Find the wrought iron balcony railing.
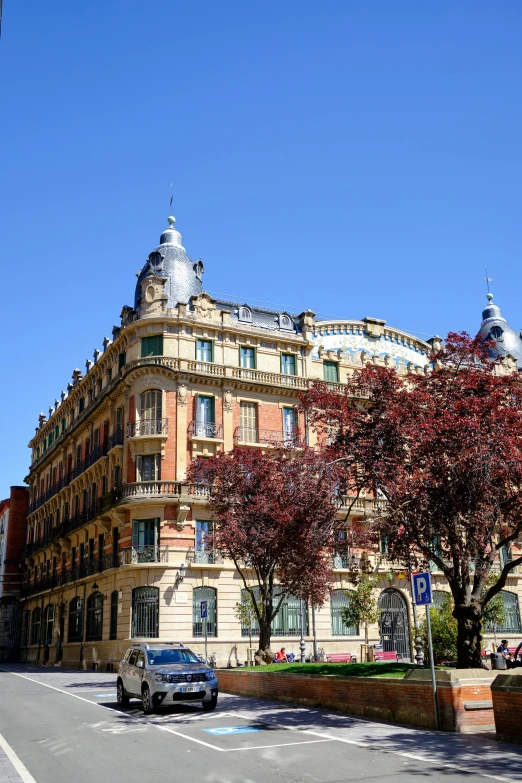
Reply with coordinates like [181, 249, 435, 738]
[188, 421, 223, 439]
[233, 427, 302, 446]
[186, 546, 223, 565]
[107, 429, 124, 451]
[127, 418, 168, 437]
[120, 546, 169, 564]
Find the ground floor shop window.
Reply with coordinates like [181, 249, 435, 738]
[86, 593, 103, 641]
[68, 597, 84, 642]
[486, 590, 522, 634]
[31, 607, 41, 645]
[240, 587, 309, 637]
[132, 587, 159, 638]
[43, 604, 55, 644]
[193, 587, 217, 637]
[110, 590, 119, 640]
[330, 590, 358, 635]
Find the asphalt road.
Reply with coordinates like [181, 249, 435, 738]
[1, 664, 521, 783]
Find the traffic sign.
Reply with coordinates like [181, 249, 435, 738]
[412, 571, 433, 606]
[200, 600, 208, 619]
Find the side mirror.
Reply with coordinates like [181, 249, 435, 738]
[136, 659, 144, 668]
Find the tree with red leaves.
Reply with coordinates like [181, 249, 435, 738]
[302, 333, 522, 668]
[187, 446, 340, 659]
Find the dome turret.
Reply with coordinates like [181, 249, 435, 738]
[135, 217, 203, 310]
[478, 293, 522, 369]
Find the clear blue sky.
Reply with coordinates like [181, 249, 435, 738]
[1, 1, 521, 489]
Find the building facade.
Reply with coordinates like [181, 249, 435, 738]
[20, 218, 522, 668]
[0, 486, 29, 661]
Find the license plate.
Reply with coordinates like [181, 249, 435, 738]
[181, 686, 200, 693]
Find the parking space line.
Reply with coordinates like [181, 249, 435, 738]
[226, 739, 335, 752]
[7, 672, 520, 781]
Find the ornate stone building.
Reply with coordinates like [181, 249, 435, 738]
[20, 218, 522, 668]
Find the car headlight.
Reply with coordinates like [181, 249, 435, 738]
[205, 671, 216, 680]
[155, 673, 168, 682]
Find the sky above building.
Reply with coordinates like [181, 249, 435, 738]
[1, 0, 522, 487]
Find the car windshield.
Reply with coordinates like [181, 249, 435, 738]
[146, 648, 200, 666]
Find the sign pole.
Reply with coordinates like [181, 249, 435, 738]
[204, 616, 208, 664]
[425, 602, 439, 730]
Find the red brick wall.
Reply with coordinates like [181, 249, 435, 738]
[3, 486, 29, 595]
[492, 675, 522, 744]
[216, 670, 497, 733]
[163, 391, 177, 480]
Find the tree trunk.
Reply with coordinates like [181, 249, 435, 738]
[254, 618, 274, 665]
[454, 602, 483, 668]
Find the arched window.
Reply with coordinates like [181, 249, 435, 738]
[86, 593, 103, 641]
[279, 314, 293, 330]
[193, 587, 217, 638]
[330, 590, 358, 636]
[238, 307, 252, 322]
[43, 604, 55, 645]
[378, 588, 410, 659]
[140, 390, 162, 421]
[31, 607, 41, 645]
[239, 587, 308, 637]
[487, 590, 522, 634]
[68, 597, 84, 642]
[132, 587, 159, 638]
[110, 590, 119, 641]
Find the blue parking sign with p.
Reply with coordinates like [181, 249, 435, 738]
[412, 572, 433, 606]
[200, 600, 208, 619]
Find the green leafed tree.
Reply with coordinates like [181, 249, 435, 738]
[339, 573, 380, 648]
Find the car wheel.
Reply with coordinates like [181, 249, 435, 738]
[202, 695, 218, 712]
[117, 679, 129, 707]
[142, 685, 154, 714]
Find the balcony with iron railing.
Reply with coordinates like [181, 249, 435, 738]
[30, 353, 355, 477]
[21, 552, 120, 598]
[233, 427, 302, 446]
[119, 545, 169, 565]
[188, 421, 223, 439]
[28, 442, 110, 513]
[107, 428, 124, 451]
[23, 484, 211, 559]
[186, 546, 223, 565]
[127, 418, 168, 438]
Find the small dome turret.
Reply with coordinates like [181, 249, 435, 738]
[478, 293, 522, 369]
[135, 217, 203, 310]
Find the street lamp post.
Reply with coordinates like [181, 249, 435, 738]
[299, 598, 306, 663]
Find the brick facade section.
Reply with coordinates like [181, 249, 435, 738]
[163, 391, 177, 479]
[216, 670, 498, 733]
[491, 674, 522, 744]
[2, 487, 29, 595]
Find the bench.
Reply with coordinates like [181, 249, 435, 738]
[326, 653, 357, 663]
[374, 650, 402, 662]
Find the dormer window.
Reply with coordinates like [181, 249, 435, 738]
[238, 306, 252, 323]
[279, 314, 293, 330]
[489, 326, 503, 340]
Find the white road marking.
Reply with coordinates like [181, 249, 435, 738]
[226, 739, 335, 752]
[5, 672, 520, 782]
[0, 733, 38, 783]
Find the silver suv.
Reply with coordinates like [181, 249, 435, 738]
[117, 642, 218, 714]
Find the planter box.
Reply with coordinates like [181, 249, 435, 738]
[217, 667, 504, 733]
